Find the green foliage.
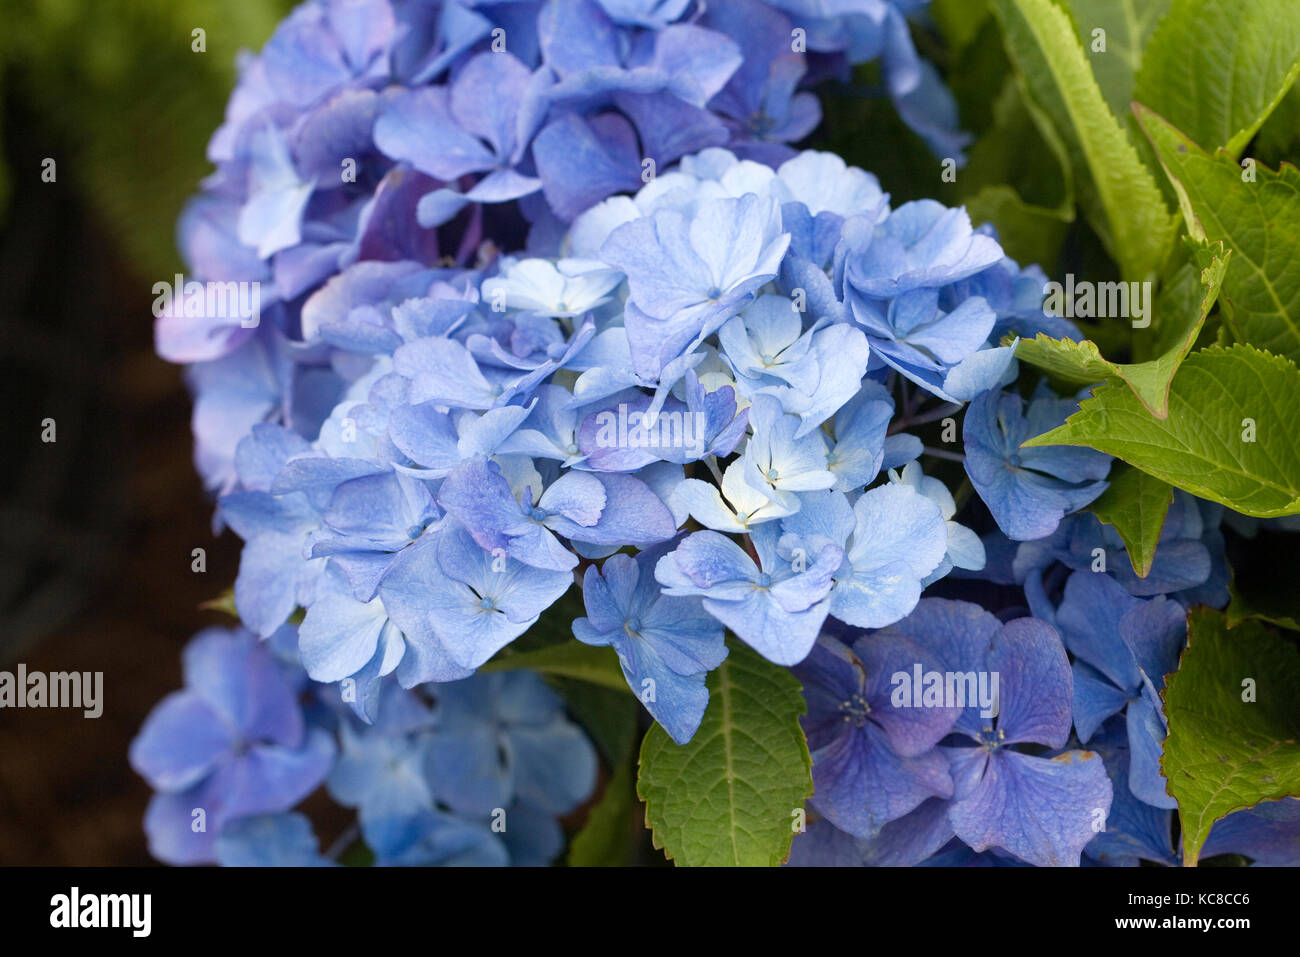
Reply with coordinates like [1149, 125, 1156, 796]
[1227, 579, 1300, 634]
[1087, 464, 1173, 577]
[568, 764, 637, 866]
[1014, 240, 1229, 416]
[1254, 78, 1300, 168]
[1065, 0, 1172, 122]
[1134, 0, 1300, 159]
[992, 0, 1176, 280]
[0, 0, 295, 275]
[1223, 527, 1300, 633]
[198, 586, 239, 618]
[1162, 609, 1300, 865]
[481, 640, 631, 694]
[548, 677, 640, 769]
[637, 641, 812, 866]
[959, 76, 1076, 265]
[1138, 106, 1300, 364]
[1025, 344, 1300, 517]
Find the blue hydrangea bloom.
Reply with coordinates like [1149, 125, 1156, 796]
[423, 672, 598, 818]
[215, 813, 335, 867]
[176, 145, 1029, 755]
[129, 628, 335, 865]
[656, 524, 841, 665]
[964, 384, 1111, 541]
[792, 632, 957, 838]
[573, 546, 727, 743]
[1055, 570, 1185, 809]
[1082, 719, 1177, 867]
[777, 483, 949, 629]
[1014, 492, 1226, 605]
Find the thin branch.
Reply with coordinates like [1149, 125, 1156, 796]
[327, 822, 360, 861]
[923, 446, 966, 463]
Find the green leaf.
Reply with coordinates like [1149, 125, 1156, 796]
[948, 14, 1018, 136]
[959, 76, 1076, 265]
[636, 641, 812, 866]
[1015, 240, 1230, 416]
[568, 763, 635, 867]
[1134, 0, 1300, 159]
[1161, 608, 1300, 865]
[1024, 344, 1300, 517]
[1255, 78, 1300, 168]
[966, 186, 1072, 266]
[199, 586, 238, 618]
[1137, 106, 1300, 363]
[992, 0, 1175, 280]
[1064, 0, 1172, 121]
[1, 0, 296, 276]
[480, 641, 631, 694]
[1087, 464, 1174, 577]
[1013, 335, 1124, 384]
[931, 0, 993, 58]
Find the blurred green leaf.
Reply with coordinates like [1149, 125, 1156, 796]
[994, 0, 1176, 280]
[568, 763, 636, 866]
[547, 676, 639, 769]
[1064, 0, 1172, 121]
[959, 76, 1075, 264]
[931, 0, 993, 59]
[1134, 0, 1300, 159]
[0, 0, 294, 276]
[1254, 79, 1300, 168]
[481, 640, 630, 694]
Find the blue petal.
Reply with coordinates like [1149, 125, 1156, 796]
[948, 748, 1112, 867]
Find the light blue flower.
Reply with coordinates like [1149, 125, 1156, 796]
[574, 547, 727, 743]
[656, 524, 841, 664]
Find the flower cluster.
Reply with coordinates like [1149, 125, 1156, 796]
[201, 146, 1051, 747]
[159, 0, 967, 494]
[131, 626, 597, 866]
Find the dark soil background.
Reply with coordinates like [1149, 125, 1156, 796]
[0, 95, 242, 865]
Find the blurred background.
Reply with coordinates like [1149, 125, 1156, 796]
[0, 0, 298, 865]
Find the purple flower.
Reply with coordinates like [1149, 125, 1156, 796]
[876, 599, 1113, 867]
[793, 632, 957, 838]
